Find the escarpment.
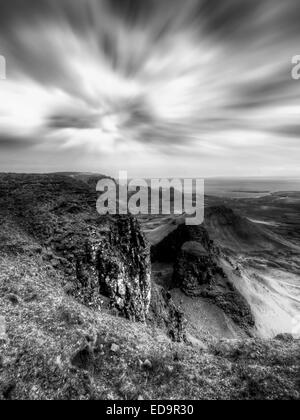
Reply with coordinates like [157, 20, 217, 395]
[148, 281, 186, 342]
[93, 217, 151, 322]
[0, 175, 299, 400]
[173, 241, 219, 295]
[150, 220, 255, 333]
[0, 175, 152, 322]
[63, 216, 152, 322]
[151, 223, 224, 293]
[0, 174, 185, 332]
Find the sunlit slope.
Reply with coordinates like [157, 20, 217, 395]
[204, 206, 300, 253]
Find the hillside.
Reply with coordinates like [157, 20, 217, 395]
[204, 206, 300, 253]
[144, 204, 300, 339]
[0, 174, 299, 400]
[203, 206, 300, 338]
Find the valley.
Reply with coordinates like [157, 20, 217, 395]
[0, 173, 299, 400]
[142, 190, 300, 341]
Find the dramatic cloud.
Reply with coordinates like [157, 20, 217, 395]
[0, 0, 300, 176]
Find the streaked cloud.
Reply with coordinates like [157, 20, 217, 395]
[0, 0, 299, 176]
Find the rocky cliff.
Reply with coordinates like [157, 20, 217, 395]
[0, 174, 186, 332]
[96, 217, 151, 322]
[173, 241, 216, 294]
[148, 282, 186, 342]
[0, 175, 152, 322]
[0, 174, 299, 400]
[151, 221, 254, 333]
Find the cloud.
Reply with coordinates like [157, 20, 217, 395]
[47, 112, 99, 130]
[0, 0, 299, 175]
[276, 125, 300, 138]
[0, 134, 38, 149]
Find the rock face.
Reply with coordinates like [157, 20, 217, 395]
[0, 174, 151, 323]
[148, 281, 186, 342]
[173, 241, 216, 296]
[96, 217, 151, 322]
[151, 223, 219, 263]
[150, 221, 255, 333]
[152, 224, 224, 296]
[48, 215, 152, 323]
[1, 174, 300, 401]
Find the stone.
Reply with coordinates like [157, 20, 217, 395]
[142, 359, 152, 370]
[111, 343, 120, 353]
[0, 316, 7, 342]
[167, 366, 174, 374]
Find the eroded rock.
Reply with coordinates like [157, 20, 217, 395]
[173, 241, 216, 296]
[96, 217, 151, 322]
[149, 282, 186, 342]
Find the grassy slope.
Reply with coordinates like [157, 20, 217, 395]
[0, 242, 299, 400]
[0, 174, 299, 400]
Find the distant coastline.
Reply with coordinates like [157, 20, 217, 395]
[231, 190, 270, 194]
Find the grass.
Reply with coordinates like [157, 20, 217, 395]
[0, 239, 298, 400]
[0, 174, 299, 400]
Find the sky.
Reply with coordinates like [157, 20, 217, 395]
[0, 0, 300, 178]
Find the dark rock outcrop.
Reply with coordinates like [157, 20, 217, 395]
[275, 333, 295, 343]
[151, 223, 219, 263]
[148, 281, 186, 342]
[47, 215, 152, 322]
[0, 174, 151, 322]
[96, 217, 151, 322]
[41, 214, 151, 322]
[202, 288, 255, 332]
[173, 241, 217, 296]
[151, 223, 225, 296]
[150, 221, 255, 333]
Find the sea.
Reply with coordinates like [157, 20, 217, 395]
[204, 178, 300, 198]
